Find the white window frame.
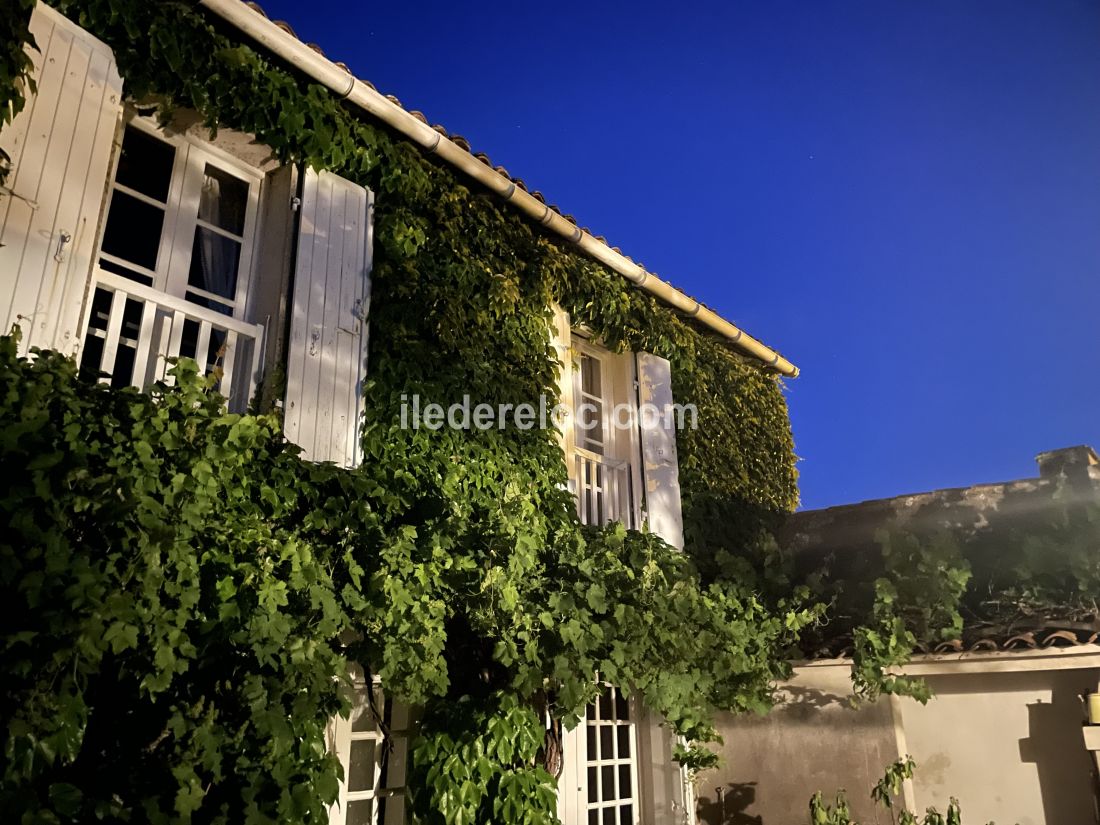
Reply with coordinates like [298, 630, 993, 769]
[97, 113, 263, 320]
[568, 335, 643, 530]
[329, 672, 411, 825]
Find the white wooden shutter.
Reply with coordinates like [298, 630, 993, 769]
[635, 353, 685, 549]
[284, 168, 372, 467]
[550, 304, 575, 458]
[0, 3, 123, 355]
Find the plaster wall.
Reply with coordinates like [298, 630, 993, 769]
[697, 665, 899, 825]
[899, 668, 1100, 825]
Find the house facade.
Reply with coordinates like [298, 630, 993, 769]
[1, 3, 800, 824]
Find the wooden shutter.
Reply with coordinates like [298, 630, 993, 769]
[284, 168, 372, 467]
[0, 3, 123, 355]
[635, 353, 685, 549]
[550, 304, 575, 457]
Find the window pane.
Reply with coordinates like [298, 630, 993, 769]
[618, 765, 632, 801]
[616, 726, 630, 758]
[351, 689, 378, 733]
[587, 766, 597, 803]
[347, 739, 377, 792]
[115, 126, 174, 202]
[101, 190, 164, 271]
[581, 355, 601, 397]
[381, 738, 409, 790]
[619, 804, 633, 825]
[345, 799, 374, 825]
[599, 726, 613, 761]
[600, 766, 614, 802]
[588, 811, 599, 825]
[380, 795, 405, 825]
[598, 691, 614, 721]
[198, 164, 249, 236]
[603, 806, 616, 825]
[586, 723, 596, 758]
[614, 690, 629, 721]
[188, 227, 241, 304]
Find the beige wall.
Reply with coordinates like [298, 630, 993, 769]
[702, 654, 1100, 825]
[698, 665, 900, 825]
[899, 668, 1099, 825]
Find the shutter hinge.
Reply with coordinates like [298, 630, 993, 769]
[290, 196, 301, 212]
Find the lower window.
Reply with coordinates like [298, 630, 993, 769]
[581, 686, 641, 825]
[330, 677, 411, 825]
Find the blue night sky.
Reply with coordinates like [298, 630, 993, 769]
[256, 0, 1100, 510]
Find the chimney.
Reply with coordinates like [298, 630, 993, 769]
[1035, 445, 1100, 484]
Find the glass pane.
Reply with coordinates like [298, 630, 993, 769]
[618, 765, 632, 801]
[601, 765, 615, 802]
[388, 700, 410, 731]
[101, 190, 164, 271]
[619, 804, 633, 825]
[614, 690, 629, 721]
[587, 766, 597, 803]
[599, 726, 613, 761]
[198, 164, 249, 236]
[351, 688, 377, 733]
[598, 691, 614, 721]
[586, 723, 596, 758]
[382, 738, 408, 789]
[380, 795, 405, 825]
[345, 799, 374, 825]
[347, 739, 377, 792]
[603, 806, 616, 825]
[616, 726, 630, 758]
[581, 355, 601, 397]
[115, 126, 174, 202]
[588, 811, 599, 825]
[188, 227, 241, 304]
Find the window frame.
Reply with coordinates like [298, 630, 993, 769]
[328, 671, 412, 825]
[567, 333, 644, 530]
[96, 112, 264, 320]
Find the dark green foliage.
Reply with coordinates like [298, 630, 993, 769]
[0, 336, 368, 823]
[810, 757, 973, 825]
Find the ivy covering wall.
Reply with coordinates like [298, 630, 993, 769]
[0, 2, 819, 823]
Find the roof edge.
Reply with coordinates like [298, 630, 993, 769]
[198, 0, 799, 377]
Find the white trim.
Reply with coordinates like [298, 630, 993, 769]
[792, 645, 1100, 676]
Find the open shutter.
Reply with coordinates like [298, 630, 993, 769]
[550, 304, 575, 457]
[284, 168, 372, 467]
[0, 3, 123, 355]
[635, 353, 685, 549]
